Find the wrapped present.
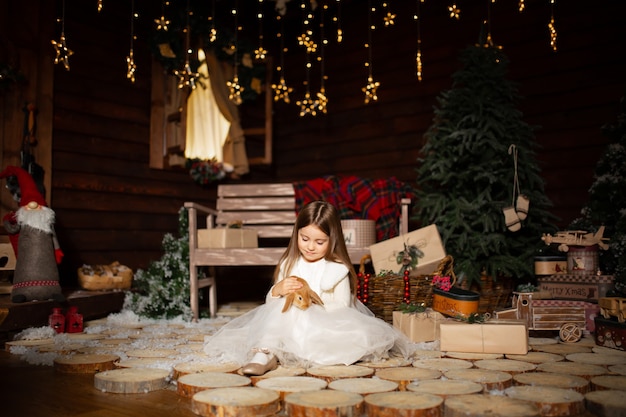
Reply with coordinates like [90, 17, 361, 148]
[197, 228, 258, 249]
[594, 316, 626, 351]
[440, 319, 529, 354]
[537, 274, 614, 302]
[392, 309, 447, 343]
[369, 224, 446, 276]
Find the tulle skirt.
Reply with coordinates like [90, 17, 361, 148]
[203, 299, 415, 368]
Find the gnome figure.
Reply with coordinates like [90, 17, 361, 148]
[1, 166, 65, 303]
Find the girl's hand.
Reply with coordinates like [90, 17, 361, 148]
[272, 276, 304, 297]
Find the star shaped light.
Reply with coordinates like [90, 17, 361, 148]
[126, 50, 137, 83]
[448, 4, 461, 20]
[51, 34, 74, 71]
[227, 75, 244, 105]
[154, 15, 170, 31]
[383, 11, 396, 26]
[271, 76, 293, 103]
[174, 63, 201, 90]
[316, 88, 328, 114]
[255, 46, 268, 60]
[296, 91, 318, 117]
[362, 76, 380, 104]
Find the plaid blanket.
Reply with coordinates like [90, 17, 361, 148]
[293, 176, 416, 241]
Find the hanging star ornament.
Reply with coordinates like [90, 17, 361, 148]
[174, 63, 201, 90]
[126, 50, 137, 83]
[362, 76, 380, 104]
[154, 15, 170, 31]
[255, 46, 268, 60]
[316, 87, 328, 114]
[448, 4, 461, 20]
[272, 76, 293, 103]
[296, 91, 318, 117]
[227, 75, 244, 105]
[51, 34, 74, 71]
[383, 11, 396, 26]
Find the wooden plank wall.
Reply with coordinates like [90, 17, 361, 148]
[1, 0, 625, 293]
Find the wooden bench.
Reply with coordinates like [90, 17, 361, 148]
[184, 183, 410, 321]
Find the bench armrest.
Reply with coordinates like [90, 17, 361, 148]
[184, 201, 219, 216]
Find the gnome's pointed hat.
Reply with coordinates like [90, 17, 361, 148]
[0, 166, 47, 207]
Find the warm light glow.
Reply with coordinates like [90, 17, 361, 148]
[297, 91, 318, 116]
[272, 76, 293, 103]
[448, 4, 460, 20]
[363, 76, 380, 104]
[227, 75, 244, 105]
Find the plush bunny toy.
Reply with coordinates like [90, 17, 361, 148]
[282, 277, 324, 312]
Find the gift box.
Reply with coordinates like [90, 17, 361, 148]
[537, 274, 614, 302]
[432, 287, 480, 318]
[439, 319, 529, 354]
[594, 316, 626, 351]
[369, 224, 446, 276]
[197, 228, 258, 249]
[392, 310, 447, 343]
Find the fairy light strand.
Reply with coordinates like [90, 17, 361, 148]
[414, 0, 423, 81]
[448, 3, 460, 20]
[226, 4, 244, 104]
[382, 1, 396, 27]
[173, 1, 201, 90]
[208, 0, 217, 42]
[296, 0, 319, 116]
[271, 15, 293, 103]
[316, 3, 328, 114]
[548, 0, 558, 52]
[155, 0, 170, 31]
[255, 0, 268, 59]
[126, 0, 137, 83]
[518, 0, 525, 12]
[51, 0, 73, 71]
[97, 0, 103, 13]
[363, 1, 380, 104]
[335, 0, 343, 43]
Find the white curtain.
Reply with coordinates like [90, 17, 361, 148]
[184, 49, 231, 161]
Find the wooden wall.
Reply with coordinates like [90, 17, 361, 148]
[1, 0, 625, 294]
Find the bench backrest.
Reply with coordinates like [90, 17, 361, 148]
[214, 183, 297, 239]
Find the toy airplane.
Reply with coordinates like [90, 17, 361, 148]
[541, 226, 609, 252]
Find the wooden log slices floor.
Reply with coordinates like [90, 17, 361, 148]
[191, 387, 280, 417]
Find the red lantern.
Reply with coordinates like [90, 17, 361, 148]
[48, 307, 65, 333]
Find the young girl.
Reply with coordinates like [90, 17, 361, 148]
[203, 200, 415, 375]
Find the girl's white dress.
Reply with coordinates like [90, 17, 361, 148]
[203, 257, 415, 368]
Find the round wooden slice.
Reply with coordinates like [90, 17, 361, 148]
[255, 376, 327, 400]
[443, 368, 513, 391]
[565, 352, 626, 366]
[444, 394, 540, 417]
[412, 358, 473, 373]
[125, 348, 178, 358]
[94, 367, 170, 393]
[99, 338, 131, 345]
[592, 346, 626, 357]
[306, 365, 373, 382]
[328, 377, 398, 395]
[590, 375, 626, 391]
[5, 338, 54, 351]
[474, 359, 536, 374]
[529, 337, 559, 346]
[364, 391, 442, 417]
[505, 352, 564, 364]
[248, 366, 307, 384]
[608, 364, 626, 375]
[54, 353, 120, 373]
[504, 385, 585, 416]
[115, 358, 169, 368]
[411, 350, 443, 359]
[532, 343, 591, 355]
[284, 389, 363, 417]
[177, 371, 251, 398]
[358, 356, 413, 368]
[584, 390, 626, 417]
[66, 333, 105, 341]
[186, 333, 209, 342]
[38, 343, 84, 354]
[536, 361, 607, 379]
[173, 361, 240, 379]
[513, 371, 590, 394]
[191, 387, 280, 417]
[375, 367, 441, 391]
[445, 352, 504, 361]
[175, 342, 204, 352]
[575, 336, 598, 347]
[406, 379, 483, 397]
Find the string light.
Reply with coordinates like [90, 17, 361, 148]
[208, 0, 217, 42]
[382, 2, 396, 27]
[97, 0, 104, 13]
[173, 1, 201, 90]
[481, 0, 502, 50]
[296, 0, 318, 116]
[518, 0, 525, 12]
[362, 1, 380, 104]
[271, 15, 293, 103]
[155, 0, 171, 31]
[334, 0, 343, 43]
[126, 0, 137, 83]
[316, 3, 329, 114]
[255, 0, 268, 60]
[448, 3, 461, 20]
[414, 0, 423, 81]
[227, 4, 243, 104]
[548, 0, 558, 52]
[51, 0, 73, 71]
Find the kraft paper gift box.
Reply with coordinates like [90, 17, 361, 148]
[197, 228, 258, 249]
[439, 319, 529, 354]
[369, 224, 446, 276]
[392, 310, 447, 343]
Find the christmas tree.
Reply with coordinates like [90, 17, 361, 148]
[123, 207, 194, 319]
[570, 94, 626, 292]
[413, 34, 557, 287]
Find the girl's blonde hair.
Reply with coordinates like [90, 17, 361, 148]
[273, 201, 358, 296]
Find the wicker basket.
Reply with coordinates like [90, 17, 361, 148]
[78, 261, 133, 290]
[358, 255, 456, 323]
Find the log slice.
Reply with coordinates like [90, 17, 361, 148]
[411, 358, 473, 372]
[54, 353, 119, 373]
[375, 367, 441, 391]
[306, 365, 373, 383]
[284, 389, 363, 417]
[255, 376, 327, 400]
[536, 361, 607, 380]
[505, 352, 564, 364]
[504, 385, 585, 416]
[93, 367, 170, 393]
[444, 394, 540, 417]
[445, 352, 503, 361]
[172, 361, 240, 379]
[177, 371, 251, 398]
[443, 368, 513, 391]
[513, 371, 590, 394]
[364, 391, 442, 417]
[565, 352, 626, 367]
[584, 390, 626, 417]
[191, 387, 280, 417]
[590, 375, 626, 391]
[474, 359, 536, 374]
[406, 379, 483, 397]
[328, 377, 398, 395]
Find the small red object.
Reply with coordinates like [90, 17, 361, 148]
[65, 306, 83, 333]
[49, 307, 65, 333]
